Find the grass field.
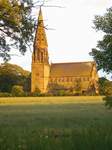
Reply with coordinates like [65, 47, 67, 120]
[0, 96, 112, 150]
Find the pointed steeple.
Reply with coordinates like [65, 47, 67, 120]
[38, 7, 43, 23]
[33, 7, 49, 63]
[34, 7, 48, 49]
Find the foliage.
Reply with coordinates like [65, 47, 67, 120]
[11, 85, 24, 96]
[48, 82, 84, 96]
[31, 87, 41, 96]
[48, 83, 68, 96]
[99, 77, 108, 95]
[0, 92, 11, 97]
[0, 63, 30, 93]
[103, 96, 112, 109]
[47, 81, 90, 96]
[87, 84, 96, 96]
[22, 73, 31, 92]
[99, 77, 112, 95]
[73, 80, 82, 95]
[103, 81, 112, 96]
[0, 0, 35, 61]
[90, 7, 112, 73]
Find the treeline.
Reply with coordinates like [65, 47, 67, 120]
[0, 63, 112, 97]
[0, 63, 31, 96]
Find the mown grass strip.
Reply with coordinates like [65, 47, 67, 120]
[0, 96, 104, 105]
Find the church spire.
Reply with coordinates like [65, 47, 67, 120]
[35, 7, 48, 48]
[33, 7, 49, 63]
[38, 7, 43, 23]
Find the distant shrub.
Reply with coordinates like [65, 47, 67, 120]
[99, 77, 112, 96]
[48, 83, 69, 96]
[104, 84, 112, 96]
[58, 90, 67, 96]
[86, 84, 97, 96]
[103, 96, 112, 109]
[0, 92, 12, 97]
[31, 87, 42, 96]
[11, 85, 24, 97]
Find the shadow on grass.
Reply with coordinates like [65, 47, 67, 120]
[103, 96, 112, 109]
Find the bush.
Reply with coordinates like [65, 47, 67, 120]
[103, 96, 112, 109]
[99, 78, 112, 96]
[11, 85, 25, 97]
[31, 87, 42, 97]
[0, 92, 12, 97]
[48, 83, 69, 96]
[104, 84, 112, 96]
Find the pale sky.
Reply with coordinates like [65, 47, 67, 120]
[9, 0, 112, 79]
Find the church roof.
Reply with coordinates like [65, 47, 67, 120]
[50, 61, 95, 77]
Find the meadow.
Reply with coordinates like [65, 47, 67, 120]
[0, 96, 112, 150]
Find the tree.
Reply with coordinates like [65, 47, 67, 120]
[90, 7, 112, 73]
[0, 63, 30, 92]
[11, 85, 24, 96]
[99, 77, 112, 95]
[23, 73, 31, 92]
[0, 0, 35, 61]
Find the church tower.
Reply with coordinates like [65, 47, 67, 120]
[31, 8, 50, 93]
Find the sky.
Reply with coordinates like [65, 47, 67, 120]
[9, 0, 112, 79]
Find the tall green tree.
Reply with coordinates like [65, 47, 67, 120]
[99, 77, 112, 96]
[0, 63, 30, 92]
[90, 7, 112, 73]
[0, 0, 35, 61]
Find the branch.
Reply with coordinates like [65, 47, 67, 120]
[10, 54, 22, 57]
[0, 28, 9, 35]
[0, 28, 12, 38]
[43, 5, 65, 8]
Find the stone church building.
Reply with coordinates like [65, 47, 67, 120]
[31, 8, 99, 94]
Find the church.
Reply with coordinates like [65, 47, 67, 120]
[31, 8, 99, 95]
